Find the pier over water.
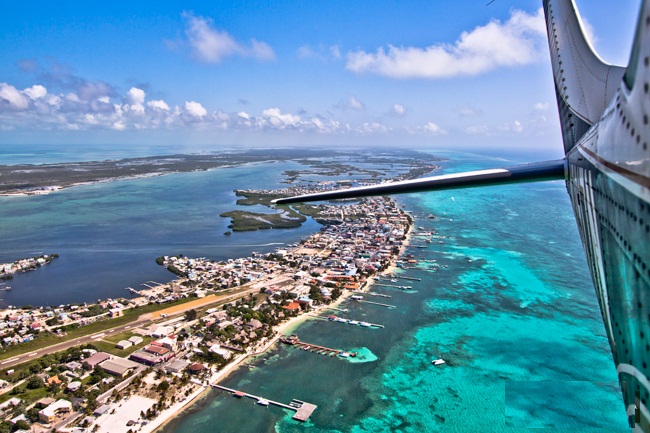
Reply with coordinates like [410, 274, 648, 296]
[212, 384, 317, 422]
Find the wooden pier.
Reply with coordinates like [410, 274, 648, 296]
[396, 276, 421, 281]
[322, 315, 385, 328]
[357, 299, 396, 309]
[212, 384, 317, 422]
[374, 283, 412, 289]
[366, 292, 392, 298]
[294, 340, 342, 356]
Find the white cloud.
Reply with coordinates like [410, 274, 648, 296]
[501, 120, 524, 132]
[423, 122, 447, 135]
[361, 122, 389, 134]
[337, 96, 365, 111]
[24, 85, 47, 99]
[330, 45, 341, 59]
[0, 83, 30, 110]
[534, 102, 549, 111]
[346, 8, 546, 79]
[147, 100, 170, 111]
[126, 87, 146, 105]
[250, 40, 275, 60]
[183, 13, 275, 63]
[390, 103, 407, 116]
[184, 101, 207, 118]
[262, 107, 300, 127]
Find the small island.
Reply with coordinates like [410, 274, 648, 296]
[0, 254, 59, 282]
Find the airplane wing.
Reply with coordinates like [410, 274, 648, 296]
[273, 159, 566, 204]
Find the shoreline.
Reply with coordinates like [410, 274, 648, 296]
[147, 216, 413, 433]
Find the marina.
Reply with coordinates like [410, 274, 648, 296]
[211, 384, 317, 422]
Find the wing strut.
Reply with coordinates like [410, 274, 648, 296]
[273, 159, 566, 204]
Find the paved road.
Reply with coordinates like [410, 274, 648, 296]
[0, 284, 262, 370]
[0, 317, 150, 370]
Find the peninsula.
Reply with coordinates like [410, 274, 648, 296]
[0, 149, 442, 196]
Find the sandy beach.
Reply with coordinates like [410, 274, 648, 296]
[143, 221, 413, 433]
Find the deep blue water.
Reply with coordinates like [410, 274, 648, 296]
[0, 161, 318, 307]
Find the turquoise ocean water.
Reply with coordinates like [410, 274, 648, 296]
[159, 152, 629, 432]
[0, 145, 630, 430]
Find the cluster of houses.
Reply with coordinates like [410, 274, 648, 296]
[0, 299, 129, 348]
[158, 255, 280, 291]
[0, 254, 58, 278]
[263, 197, 409, 298]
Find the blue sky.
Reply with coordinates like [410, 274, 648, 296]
[0, 0, 641, 156]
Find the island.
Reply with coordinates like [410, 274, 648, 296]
[0, 149, 442, 197]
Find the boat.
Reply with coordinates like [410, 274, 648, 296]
[390, 279, 398, 283]
[257, 399, 270, 406]
[431, 358, 446, 366]
[349, 320, 359, 325]
[338, 352, 350, 358]
[3, 287, 11, 291]
[336, 317, 348, 323]
[359, 322, 371, 327]
[427, 214, 435, 219]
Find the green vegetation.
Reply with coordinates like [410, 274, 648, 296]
[220, 210, 306, 231]
[0, 297, 198, 362]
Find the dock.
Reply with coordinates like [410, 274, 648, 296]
[366, 292, 392, 298]
[294, 340, 342, 356]
[382, 275, 421, 282]
[280, 335, 362, 357]
[357, 299, 396, 309]
[373, 283, 413, 290]
[323, 315, 385, 328]
[212, 384, 317, 422]
[395, 276, 421, 281]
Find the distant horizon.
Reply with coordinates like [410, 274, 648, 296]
[0, 142, 565, 165]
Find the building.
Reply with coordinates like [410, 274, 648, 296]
[116, 340, 132, 350]
[129, 344, 174, 366]
[152, 326, 173, 338]
[99, 358, 140, 377]
[128, 336, 143, 345]
[38, 399, 72, 423]
[165, 359, 190, 374]
[82, 352, 112, 368]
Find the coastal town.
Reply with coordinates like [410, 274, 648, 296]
[0, 193, 414, 433]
